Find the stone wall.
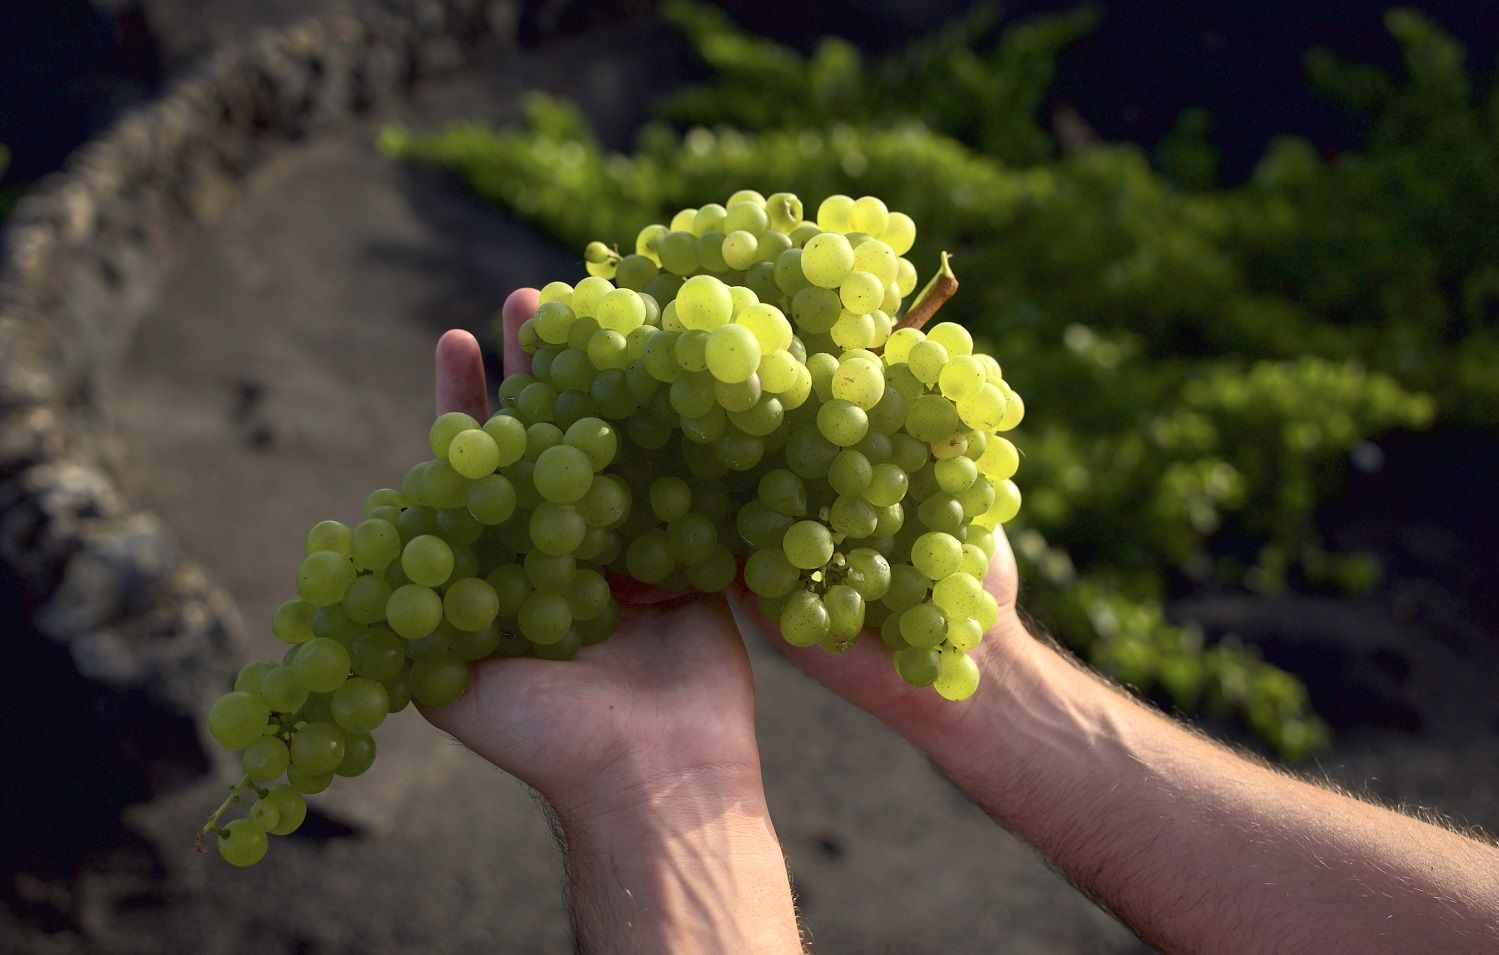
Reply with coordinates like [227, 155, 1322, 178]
[0, 0, 519, 801]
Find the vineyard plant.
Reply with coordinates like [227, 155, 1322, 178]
[380, 2, 1499, 759]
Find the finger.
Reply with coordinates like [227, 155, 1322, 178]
[501, 288, 541, 379]
[435, 329, 489, 419]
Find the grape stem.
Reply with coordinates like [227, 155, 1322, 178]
[195, 773, 255, 852]
[896, 251, 958, 333]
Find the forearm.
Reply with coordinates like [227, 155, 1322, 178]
[553, 769, 803, 954]
[911, 617, 1499, 953]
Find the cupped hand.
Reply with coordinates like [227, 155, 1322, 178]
[421, 290, 763, 814]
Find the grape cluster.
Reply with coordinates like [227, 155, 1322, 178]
[201, 189, 1023, 865]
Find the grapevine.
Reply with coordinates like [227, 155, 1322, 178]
[200, 189, 1025, 865]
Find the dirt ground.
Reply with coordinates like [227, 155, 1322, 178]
[5, 10, 1499, 955]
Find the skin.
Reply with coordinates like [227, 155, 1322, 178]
[425, 291, 802, 954]
[429, 289, 1499, 954]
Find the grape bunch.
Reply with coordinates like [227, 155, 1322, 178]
[200, 189, 1023, 866]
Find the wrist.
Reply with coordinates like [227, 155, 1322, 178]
[553, 763, 803, 954]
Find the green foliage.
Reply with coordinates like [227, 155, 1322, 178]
[381, 3, 1493, 758]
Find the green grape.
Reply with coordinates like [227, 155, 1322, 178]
[234, 660, 278, 695]
[386, 583, 442, 639]
[947, 615, 983, 651]
[401, 535, 454, 588]
[757, 468, 807, 516]
[287, 766, 332, 795]
[566, 569, 612, 620]
[208, 691, 270, 751]
[530, 502, 587, 556]
[783, 520, 834, 570]
[959, 543, 989, 578]
[724, 200, 768, 234]
[676, 275, 733, 330]
[648, 476, 691, 522]
[451, 624, 502, 661]
[934, 647, 981, 701]
[242, 735, 289, 782]
[900, 601, 947, 648]
[912, 532, 963, 579]
[533, 445, 594, 504]
[957, 383, 1007, 431]
[483, 414, 528, 466]
[907, 340, 949, 386]
[977, 436, 1020, 480]
[738, 500, 795, 549]
[817, 399, 869, 447]
[688, 545, 738, 593]
[519, 590, 573, 644]
[218, 819, 268, 867]
[839, 271, 884, 314]
[264, 784, 307, 836]
[722, 230, 759, 270]
[816, 194, 853, 231]
[615, 254, 658, 291]
[864, 463, 909, 507]
[342, 573, 392, 625]
[894, 645, 940, 686]
[736, 303, 794, 352]
[773, 249, 810, 296]
[832, 358, 885, 410]
[293, 638, 350, 694]
[694, 203, 728, 234]
[779, 591, 831, 647]
[332, 677, 390, 733]
[596, 288, 646, 332]
[830, 495, 879, 538]
[852, 240, 897, 285]
[849, 196, 890, 235]
[936, 456, 979, 494]
[744, 547, 800, 598]
[873, 502, 905, 537]
[830, 310, 876, 350]
[587, 329, 630, 370]
[306, 520, 352, 557]
[824, 584, 865, 638]
[444, 577, 499, 631]
[364, 488, 404, 515]
[350, 627, 404, 682]
[658, 230, 699, 275]
[290, 721, 346, 775]
[884, 563, 929, 612]
[562, 417, 618, 470]
[957, 479, 995, 519]
[312, 605, 360, 644]
[466, 475, 517, 525]
[351, 519, 402, 573]
[335, 732, 377, 777]
[926, 322, 973, 357]
[829, 449, 872, 496]
[894, 256, 918, 297]
[785, 424, 839, 479]
[883, 327, 922, 364]
[932, 571, 984, 618]
[296, 551, 356, 607]
[272, 599, 316, 644]
[714, 375, 762, 413]
[757, 350, 800, 393]
[571, 276, 614, 316]
[666, 513, 717, 563]
[792, 285, 841, 333]
[979, 479, 1022, 526]
[261, 665, 309, 713]
[802, 232, 854, 288]
[844, 548, 892, 601]
[906, 394, 960, 444]
[578, 474, 630, 528]
[938, 355, 985, 400]
[764, 192, 803, 232]
[430, 411, 480, 458]
[881, 212, 916, 256]
[705, 325, 761, 384]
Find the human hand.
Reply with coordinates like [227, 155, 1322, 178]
[422, 290, 766, 823]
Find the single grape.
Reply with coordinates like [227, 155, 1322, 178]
[218, 819, 268, 867]
[208, 691, 270, 751]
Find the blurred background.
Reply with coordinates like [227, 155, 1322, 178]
[2, 0, 1496, 951]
